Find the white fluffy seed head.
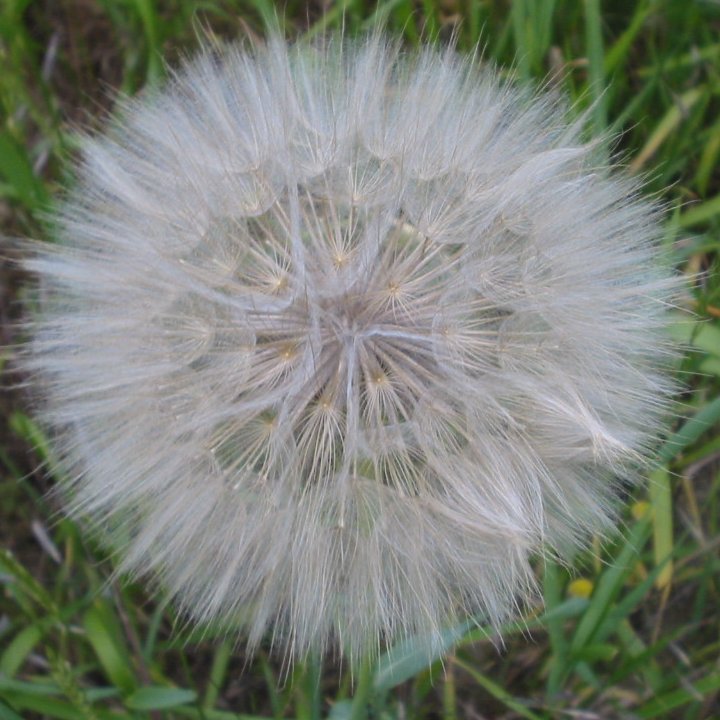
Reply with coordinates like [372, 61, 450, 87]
[25, 34, 678, 663]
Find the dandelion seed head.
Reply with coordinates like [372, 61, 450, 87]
[26, 34, 677, 663]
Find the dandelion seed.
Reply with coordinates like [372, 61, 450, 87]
[25, 34, 678, 664]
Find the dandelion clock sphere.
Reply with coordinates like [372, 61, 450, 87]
[27, 35, 676, 662]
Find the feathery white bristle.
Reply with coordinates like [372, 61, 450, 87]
[25, 34, 678, 663]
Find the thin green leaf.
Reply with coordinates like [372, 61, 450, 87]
[373, 620, 472, 693]
[0, 700, 24, 720]
[0, 132, 49, 209]
[583, 0, 607, 133]
[679, 193, 720, 228]
[0, 550, 58, 616]
[124, 686, 197, 711]
[203, 639, 232, 710]
[569, 516, 651, 656]
[83, 605, 137, 695]
[453, 658, 543, 720]
[0, 624, 44, 678]
[638, 670, 720, 718]
[647, 467, 674, 589]
[0, 695, 78, 720]
[657, 395, 720, 464]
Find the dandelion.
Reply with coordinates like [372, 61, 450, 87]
[26, 34, 677, 663]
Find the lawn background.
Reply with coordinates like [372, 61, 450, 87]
[1, 1, 719, 718]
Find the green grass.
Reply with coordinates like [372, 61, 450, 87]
[1, 1, 719, 718]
